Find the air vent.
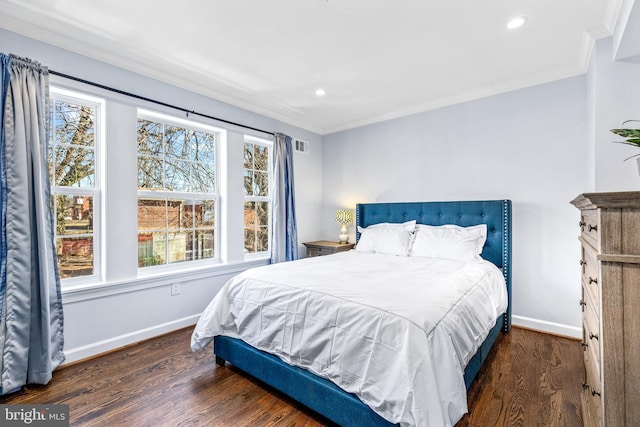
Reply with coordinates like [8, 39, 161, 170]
[294, 139, 309, 154]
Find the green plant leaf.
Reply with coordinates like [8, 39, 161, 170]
[610, 122, 640, 160]
[611, 129, 640, 138]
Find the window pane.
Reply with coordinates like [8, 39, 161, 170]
[56, 237, 94, 279]
[244, 170, 253, 196]
[244, 201, 256, 225]
[53, 146, 95, 188]
[257, 227, 269, 252]
[165, 159, 191, 192]
[138, 156, 164, 190]
[254, 171, 268, 196]
[244, 201, 257, 253]
[195, 230, 214, 260]
[53, 194, 94, 235]
[165, 125, 191, 159]
[254, 145, 268, 171]
[52, 101, 95, 147]
[166, 199, 193, 230]
[244, 228, 256, 253]
[243, 143, 254, 169]
[168, 231, 193, 263]
[137, 119, 163, 156]
[138, 199, 166, 232]
[194, 199, 215, 228]
[138, 232, 166, 267]
[193, 132, 215, 163]
[192, 162, 215, 193]
[256, 201, 269, 228]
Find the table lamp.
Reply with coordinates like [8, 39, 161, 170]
[335, 209, 353, 243]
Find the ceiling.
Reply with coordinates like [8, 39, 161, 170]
[0, 0, 621, 135]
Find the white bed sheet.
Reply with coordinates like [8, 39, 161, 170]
[191, 251, 507, 427]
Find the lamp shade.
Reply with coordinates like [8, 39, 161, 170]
[335, 209, 353, 225]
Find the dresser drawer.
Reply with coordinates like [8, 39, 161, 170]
[583, 304, 601, 382]
[583, 320, 603, 427]
[580, 209, 600, 250]
[581, 245, 600, 318]
[581, 382, 603, 427]
[581, 284, 599, 330]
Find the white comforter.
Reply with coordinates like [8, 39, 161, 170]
[191, 251, 507, 427]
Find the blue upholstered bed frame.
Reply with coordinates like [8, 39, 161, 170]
[213, 200, 512, 426]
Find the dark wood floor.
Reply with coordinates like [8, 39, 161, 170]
[0, 326, 583, 426]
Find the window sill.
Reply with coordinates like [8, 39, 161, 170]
[61, 257, 270, 304]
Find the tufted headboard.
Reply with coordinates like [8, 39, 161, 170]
[355, 200, 512, 331]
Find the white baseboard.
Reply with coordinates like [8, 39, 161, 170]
[62, 314, 201, 364]
[512, 314, 581, 339]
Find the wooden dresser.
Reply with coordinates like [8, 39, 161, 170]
[571, 191, 640, 426]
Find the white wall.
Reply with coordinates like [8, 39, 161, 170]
[322, 76, 592, 338]
[593, 37, 640, 190]
[1, 28, 324, 362]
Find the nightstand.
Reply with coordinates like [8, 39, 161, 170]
[303, 240, 355, 257]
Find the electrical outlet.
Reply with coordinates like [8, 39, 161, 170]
[171, 283, 181, 296]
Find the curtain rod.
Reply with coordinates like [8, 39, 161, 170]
[49, 70, 275, 137]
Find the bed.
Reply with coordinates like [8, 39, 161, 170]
[191, 200, 512, 426]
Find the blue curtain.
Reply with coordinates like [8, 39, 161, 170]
[0, 53, 65, 395]
[270, 133, 298, 262]
[0, 55, 10, 336]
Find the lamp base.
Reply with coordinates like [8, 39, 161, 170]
[338, 224, 349, 244]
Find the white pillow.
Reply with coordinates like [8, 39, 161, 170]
[355, 220, 416, 256]
[409, 224, 487, 262]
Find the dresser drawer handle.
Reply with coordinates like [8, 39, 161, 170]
[588, 224, 598, 232]
[582, 383, 589, 390]
[579, 299, 586, 307]
[589, 332, 599, 341]
[588, 277, 598, 285]
[591, 389, 601, 397]
[581, 341, 588, 349]
[579, 220, 586, 230]
[579, 259, 586, 266]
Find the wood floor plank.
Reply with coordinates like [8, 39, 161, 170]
[0, 326, 582, 426]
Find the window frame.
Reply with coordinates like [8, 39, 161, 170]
[136, 109, 223, 272]
[243, 135, 272, 259]
[48, 87, 105, 286]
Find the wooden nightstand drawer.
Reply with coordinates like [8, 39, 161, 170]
[306, 247, 334, 257]
[303, 241, 355, 258]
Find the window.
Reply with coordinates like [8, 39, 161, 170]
[137, 110, 220, 268]
[48, 88, 103, 281]
[243, 136, 271, 255]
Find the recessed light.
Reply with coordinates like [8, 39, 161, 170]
[315, 88, 326, 97]
[506, 17, 526, 30]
